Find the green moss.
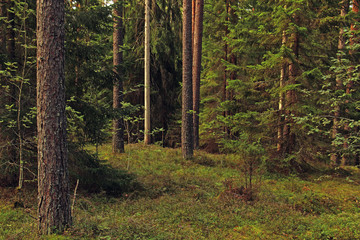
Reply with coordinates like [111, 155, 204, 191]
[1, 143, 360, 239]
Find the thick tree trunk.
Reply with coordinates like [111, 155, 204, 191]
[182, 0, 193, 159]
[112, 0, 125, 153]
[37, 0, 71, 234]
[277, 31, 288, 153]
[192, 0, 204, 150]
[331, 0, 348, 165]
[144, 0, 151, 145]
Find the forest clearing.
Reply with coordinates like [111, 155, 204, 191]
[1, 143, 360, 239]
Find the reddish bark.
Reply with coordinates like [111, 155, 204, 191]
[182, 0, 194, 159]
[37, 0, 71, 234]
[113, 0, 125, 153]
[192, 0, 204, 149]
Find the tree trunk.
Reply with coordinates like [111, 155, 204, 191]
[144, 0, 151, 145]
[192, 0, 196, 42]
[192, 0, 204, 150]
[228, 1, 236, 106]
[277, 30, 288, 153]
[222, 0, 229, 133]
[112, 0, 125, 153]
[182, 0, 193, 159]
[37, 0, 71, 234]
[331, 0, 348, 165]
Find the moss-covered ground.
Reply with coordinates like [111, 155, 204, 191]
[1, 143, 360, 239]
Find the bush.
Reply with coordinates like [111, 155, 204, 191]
[68, 145, 138, 196]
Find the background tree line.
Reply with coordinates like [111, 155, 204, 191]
[1, 0, 360, 185]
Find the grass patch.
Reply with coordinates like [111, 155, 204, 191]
[1, 143, 360, 239]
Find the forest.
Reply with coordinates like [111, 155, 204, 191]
[1, 0, 360, 238]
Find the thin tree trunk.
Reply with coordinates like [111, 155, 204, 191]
[283, 17, 299, 154]
[222, 0, 229, 132]
[182, 0, 193, 159]
[112, 0, 125, 153]
[331, 0, 348, 165]
[192, 0, 204, 150]
[192, 0, 196, 41]
[37, 0, 71, 234]
[277, 30, 287, 153]
[144, 0, 151, 145]
[228, 1, 236, 105]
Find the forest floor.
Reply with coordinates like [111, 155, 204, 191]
[1, 143, 360, 239]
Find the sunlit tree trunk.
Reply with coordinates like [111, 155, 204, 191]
[112, 0, 125, 153]
[192, 0, 204, 149]
[277, 30, 288, 153]
[182, 0, 193, 159]
[37, 0, 71, 234]
[144, 0, 151, 145]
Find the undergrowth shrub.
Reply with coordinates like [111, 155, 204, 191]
[68, 145, 139, 196]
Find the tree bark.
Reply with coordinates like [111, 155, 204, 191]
[37, 0, 71, 234]
[144, 0, 151, 145]
[222, 0, 229, 133]
[192, 0, 204, 150]
[112, 0, 125, 153]
[277, 30, 288, 153]
[182, 0, 193, 159]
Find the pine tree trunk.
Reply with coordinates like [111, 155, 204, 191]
[182, 0, 193, 159]
[192, 0, 196, 41]
[0, 2, 5, 151]
[277, 31, 287, 153]
[37, 0, 71, 234]
[192, 0, 204, 150]
[222, 0, 229, 132]
[144, 0, 151, 145]
[112, 0, 125, 153]
[228, 1, 236, 106]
